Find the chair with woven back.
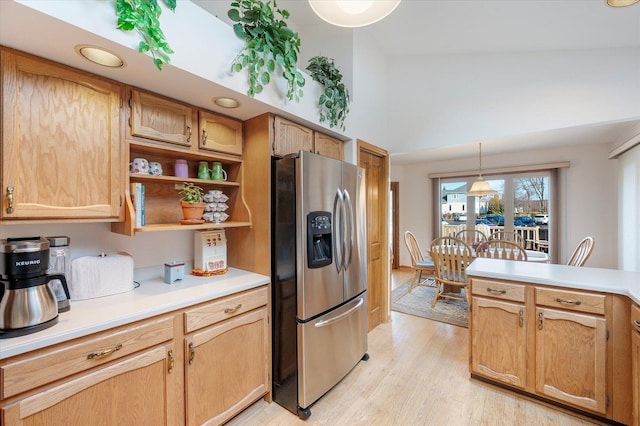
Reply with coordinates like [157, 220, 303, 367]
[476, 239, 528, 261]
[488, 230, 524, 249]
[429, 236, 473, 307]
[567, 236, 594, 267]
[403, 231, 435, 292]
[455, 229, 487, 246]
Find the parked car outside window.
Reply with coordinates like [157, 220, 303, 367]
[514, 216, 536, 227]
[534, 214, 549, 225]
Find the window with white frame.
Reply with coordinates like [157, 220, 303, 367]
[437, 171, 553, 254]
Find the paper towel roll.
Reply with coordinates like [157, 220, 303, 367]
[70, 252, 134, 300]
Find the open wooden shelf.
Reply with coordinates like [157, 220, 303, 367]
[133, 221, 252, 232]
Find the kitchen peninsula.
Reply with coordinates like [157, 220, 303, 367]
[466, 258, 640, 426]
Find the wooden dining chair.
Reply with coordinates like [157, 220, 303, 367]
[455, 229, 487, 246]
[567, 236, 594, 267]
[476, 239, 528, 261]
[488, 230, 524, 249]
[403, 231, 435, 292]
[430, 236, 473, 308]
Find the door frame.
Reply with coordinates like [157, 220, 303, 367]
[391, 181, 399, 269]
[358, 140, 390, 325]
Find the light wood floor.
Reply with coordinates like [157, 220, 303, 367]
[229, 269, 601, 426]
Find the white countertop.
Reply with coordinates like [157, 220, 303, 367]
[0, 267, 270, 360]
[466, 258, 640, 304]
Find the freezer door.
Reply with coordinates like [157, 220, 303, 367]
[297, 293, 368, 409]
[297, 151, 344, 320]
[342, 162, 368, 301]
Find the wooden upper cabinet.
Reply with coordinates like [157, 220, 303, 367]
[272, 116, 313, 157]
[1, 48, 124, 220]
[130, 89, 194, 148]
[314, 132, 344, 161]
[198, 111, 243, 156]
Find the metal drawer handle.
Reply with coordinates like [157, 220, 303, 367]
[202, 128, 208, 144]
[6, 186, 14, 214]
[555, 297, 581, 306]
[634, 320, 640, 328]
[224, 304, 242, 314]
[486, 288, 507, 295]
[186, 125, 192, 143]
[168, 350, 174, 373]
[188, 342, 195, 365]
[87, 343, 123, 359]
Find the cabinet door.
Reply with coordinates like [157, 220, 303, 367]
[199, 110, 243, 156]
[1, 344, 176, 425]
[185, 307, 269, 426]
[130, 89, 194, 147]
[272, 116, 313, 157]
[1, 49, 123, 220]
[470, 297, 527, 388]
[535, 307, 607, 414]
[314, 132, 344, 161]
[633, 305, 640, 426]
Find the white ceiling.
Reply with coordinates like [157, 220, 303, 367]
[194, 0, 640, 163]
[196, 0, 640, 56]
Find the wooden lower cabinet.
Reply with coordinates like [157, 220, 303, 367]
[469, 278, 622, 423]
[1, 343, 177, 425]
[0, 286, 271, 426]
[632, 304, 640, 426]
[535, 307, 607, 413]
[185, 307, 269, 425]
[470, 297, 526, 388]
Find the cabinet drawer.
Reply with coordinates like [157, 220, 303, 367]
[535, 287, 605, 315]
[632, 304, 640, 331]
[1, 315, 174, 399]
[471, 278, 525, 303]
[184, 286, 268, 333]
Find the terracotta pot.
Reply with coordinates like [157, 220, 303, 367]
[180, 201, 205, 220]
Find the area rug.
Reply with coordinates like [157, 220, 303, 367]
[391, 279, 468, 328]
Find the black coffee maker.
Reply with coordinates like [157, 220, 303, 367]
[0, 237, 71, 338]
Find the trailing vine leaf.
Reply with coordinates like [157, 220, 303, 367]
[115, 0, 176, 70]
[228, 0, 305, 101]
[306, 56, 350, 130]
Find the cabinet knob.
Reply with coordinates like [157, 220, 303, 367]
[6, 186, 14, 214]
[634, 320, 640, 328]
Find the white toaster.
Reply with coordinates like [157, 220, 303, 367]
[70, 252, 134, 300]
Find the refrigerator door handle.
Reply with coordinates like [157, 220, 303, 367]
[333, 189, 344, 272]
[343, 189, 354, 270]
[313, 297, 364, 328]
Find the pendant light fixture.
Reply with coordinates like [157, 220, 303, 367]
[466, 142, 497, 197]
[606, 0, 639, 6]
[308, 0, 401, 28]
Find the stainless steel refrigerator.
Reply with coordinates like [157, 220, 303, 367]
[272, 151, 368, 420]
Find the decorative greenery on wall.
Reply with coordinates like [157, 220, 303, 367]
[228, 0, 305, 101]
[115, 0, 176, 70]
[306, 56, 350, 131]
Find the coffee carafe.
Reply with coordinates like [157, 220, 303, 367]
[0, 237, 71, 338]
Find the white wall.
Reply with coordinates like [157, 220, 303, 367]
[387, 47, 640, 156]
[392, 142, 618, 269]
[618, 143, 640, 271]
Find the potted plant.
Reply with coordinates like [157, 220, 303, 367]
[306, 55, 350, 130]
[178, 182, 205, 222]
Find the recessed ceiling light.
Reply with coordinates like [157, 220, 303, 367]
[76, 45, 125, 68]
[214, 97, 240, 108]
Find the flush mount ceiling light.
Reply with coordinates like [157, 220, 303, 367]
[607, 0, 639, 6]
[308, 0, 401, 28]
[76, 45, 125, 68]
[466, 142, 498, 197]
[213, 97, 240, 108]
